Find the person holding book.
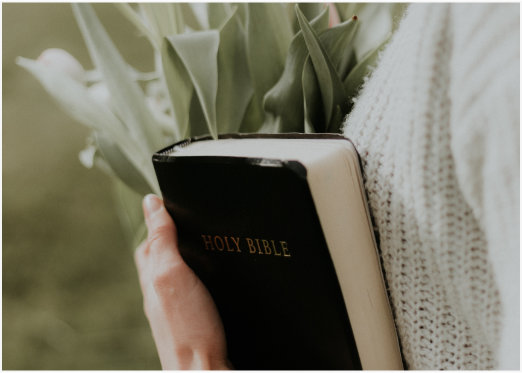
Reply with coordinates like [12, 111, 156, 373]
[135, 3, 518, 370]
[135, 194, 230, 370]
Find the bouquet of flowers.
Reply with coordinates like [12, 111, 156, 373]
[17, 3, 405, 245]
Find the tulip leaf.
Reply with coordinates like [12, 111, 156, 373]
[299, 3, 326, 21]
[216, 9, 253, 134]
[319, 16, 359, 80]
[245, 3, 293, 115]
[233, 3, 247, 28]
[296, 5, 348, 133]
[112, 177, 147, 248]
[17, 56, 160, 194]
[263, 6, 329, 133]
[140, 3, 184, 37]
[335, 3, 366, 22]
[179, 3, 204, 31]
[72, 4, 165, 152]
[17, 57, 122, 137]
[289, 3, 326, 33]
[208, 3, 233, 29]
[300, 14, 359, 132]
[344, 34, 390, 102]
[160, 38, 193, 139]
[238, 94, 264, 133]
[188, 91, 209, 137]
[302, 56, 322, 133]
[114, 3, 160, 48]
[337, 4, 402, 60]
[166, 30, 220, 139]
[95, 133, 152, 195]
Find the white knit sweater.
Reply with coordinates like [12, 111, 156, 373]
[343, 4, 519, 370]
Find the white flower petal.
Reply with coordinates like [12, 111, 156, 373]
[37, 48, 86, 83]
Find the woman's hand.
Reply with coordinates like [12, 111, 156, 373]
[135, 194, 230, 370]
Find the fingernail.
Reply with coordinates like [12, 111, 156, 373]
[144, 194, 162, 215]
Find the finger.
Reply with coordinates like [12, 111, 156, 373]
[135, 239, 147, 268]
[135, 239, 163, 314]
[134, 240, 150, 292]
[143, 194, 181, 263]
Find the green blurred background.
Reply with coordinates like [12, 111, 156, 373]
[3, 4, 161, 369]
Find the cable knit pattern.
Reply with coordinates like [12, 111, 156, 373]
[343, 4, 519, 369]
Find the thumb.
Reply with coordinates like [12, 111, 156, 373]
[143, 194, 180, 260]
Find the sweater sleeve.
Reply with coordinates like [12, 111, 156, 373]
[448, 4, 519, 369]
[343, 3, 518, 369]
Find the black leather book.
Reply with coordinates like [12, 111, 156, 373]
[152, 133, 402, 370]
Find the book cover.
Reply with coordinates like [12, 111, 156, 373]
[152, 133, 401, 370]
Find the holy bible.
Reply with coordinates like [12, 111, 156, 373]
[152, 133, 403, 370]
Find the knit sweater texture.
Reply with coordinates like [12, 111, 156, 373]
[343, 4, 519, 369]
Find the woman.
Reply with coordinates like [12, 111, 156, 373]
[136, 3, 519, 369]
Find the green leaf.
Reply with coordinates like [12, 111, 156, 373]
[299, 3, 327, 21]
[17, 57, 121, 136]
[343, 34, 390, 102]
[319, 16, 359, 80]
[114, 3, 160, 48]
[188, 91, 209, 137]
[329, 105, 345, 133]
[72, 4, 164, 151]
[302, 56, 322, 133]
[179, 3, 205, 31]
[160, 39, 193, 139]
[208, 3, 233, 29]
[95, 133, 153, 196]
[181, 9, 255, 136]
[139, 3, 184, 37]
[339, 4, 403, 60]
[117, 3, 195, 140]
[262, 6, 329, 133]
[233, 3, 247, 28]
[245, 4, 293, 114]
[289, 3, 326, 34]
[296, 5, 348, 133]
[215, 9, 253, 134]
[17, 57, 160, 194]
[238, 94, 264, 133]
[301, 15, 359, 133]
[166, 31, 220, 139]
[112, 178, 147, 249]
[335, 3, 366, 22]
